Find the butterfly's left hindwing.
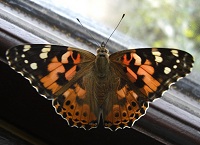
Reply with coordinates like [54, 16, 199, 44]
[6, 44, 100, 130]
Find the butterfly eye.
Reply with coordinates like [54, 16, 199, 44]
[105, 49, 109, 54]
[96, 48, 100, 53]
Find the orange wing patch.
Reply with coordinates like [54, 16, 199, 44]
[111, 50, 163, 99]
[39, 50, 82, 95]
[104, 84, 149, 130]
[121, 52, 161, 97]
[53, 83, 98, 129]
[61, 50, 81, 64]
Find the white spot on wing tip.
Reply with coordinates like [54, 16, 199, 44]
[164, 67, 171, 74]
[39, 53, 48, 59]
[176, 59, 180, 63]
[5, 50, 9, 55]
[152, 51, 161, 56]
[45, 44, 51, 48]
[24, 60, 28, 64]
[155, 56, 163, 63]
[6, 56, 9, 60]
[23, 45, 31, 52]
[173, 65, 177, 69]
[30, 63, 37, 70]
[41, 47, 51, 52]
[171, 50, 179, 57]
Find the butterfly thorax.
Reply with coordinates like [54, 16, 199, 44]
[95, 45, 110, 78]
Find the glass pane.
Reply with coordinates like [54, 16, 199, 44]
[32, 0, 200, 71]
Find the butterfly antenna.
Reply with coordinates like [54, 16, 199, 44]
[104, 14, 125, 47]
[76, 18, 100, 47]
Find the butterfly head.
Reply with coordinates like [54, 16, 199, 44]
[96, 42, 109, 57]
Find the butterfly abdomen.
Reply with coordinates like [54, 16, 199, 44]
[92, 67, 120, 108]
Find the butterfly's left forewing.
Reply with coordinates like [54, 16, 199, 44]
[110, 48, 194, 101]
[6, 44, 99, 129]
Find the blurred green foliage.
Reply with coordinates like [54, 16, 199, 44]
[105, 0, 200, 70]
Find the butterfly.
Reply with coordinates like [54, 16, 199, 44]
[6, 43, 194, 131]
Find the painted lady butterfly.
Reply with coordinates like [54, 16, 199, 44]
[6, 43, 194, 131]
